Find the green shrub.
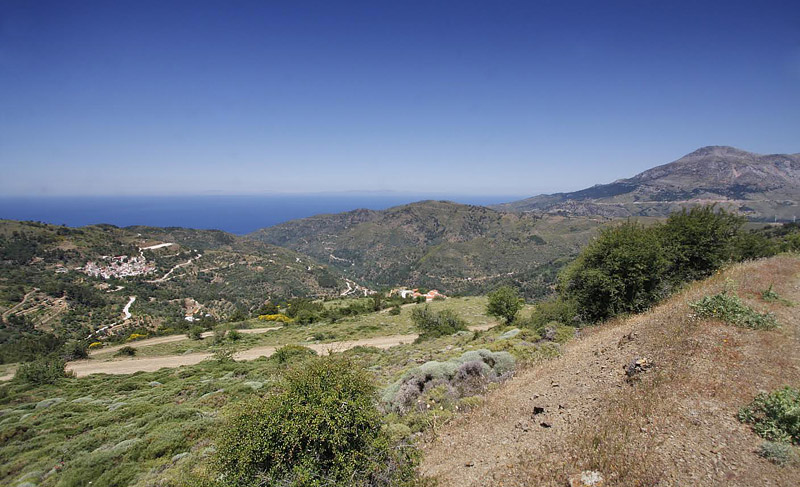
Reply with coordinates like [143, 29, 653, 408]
[560, 221, 668, 322]
[215, 357, 418, 486]
[187, 326, 205, 340]
[114, 346, 137, 357]
[411, 306, 467, 341]
[738, 387, 800, 443]
[389, 306, 402, 316]
[523, 297, 579, 330]
[270, 344, 317, 365]
[660, 205, 744, 282]
[690, 292, 778, 329]
[62, 339, 88, 360]
[15, 357, 72, 385]
[486, 286, 524, 324]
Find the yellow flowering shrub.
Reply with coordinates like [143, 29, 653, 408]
[257, 313, 293, 323]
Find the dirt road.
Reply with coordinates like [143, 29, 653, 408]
[92, 327, 282, 356]
[68, 333, 419, 377]
[70, 324, 493, 377]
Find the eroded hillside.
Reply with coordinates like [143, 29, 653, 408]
[421, 255, 800, 486]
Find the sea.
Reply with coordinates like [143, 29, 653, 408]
[0, 194, 524, 235]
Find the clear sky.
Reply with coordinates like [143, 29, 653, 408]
[1, 0, 799, 197]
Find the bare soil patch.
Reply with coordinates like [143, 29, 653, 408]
[421, 256, 800, 486]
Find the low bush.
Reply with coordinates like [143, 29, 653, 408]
[187, 326, 205, 340]
[411, 306, 467, 341]
[270, 344, 317, 365]
[690, 292, 779, 330]
[114, 346, 137, 357]
[738, 387, 800, 444]
[215, 357, 419, 486]
[758, 441, 797, 465]
[62, 339, 88, 360]
[257, 313, 293, 324]
[522, 298, 579, 330]
[15, 357, 73, 385]
[382, 349, 515, 414]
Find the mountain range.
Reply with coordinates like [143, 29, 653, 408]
[493, 146, 800, 220]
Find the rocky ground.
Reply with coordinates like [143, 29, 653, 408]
[421, 255, 800, 486]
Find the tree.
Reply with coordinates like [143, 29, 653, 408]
[659, 205, 744, 282]
[560, 221, 668, 322]
[486, 286, 523, 324]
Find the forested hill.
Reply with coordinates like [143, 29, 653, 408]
[493, 146, 800, 220]
[249, 200, 604, 297]
[0, 220, 348, 341]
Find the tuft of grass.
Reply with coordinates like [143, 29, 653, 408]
[761, 284, 794, 306]
[758, 441, 798, 465]
[738, 387, 800, 444]
[690, 291, 778, 329]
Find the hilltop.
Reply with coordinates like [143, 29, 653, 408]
[494, 146, 800, 220]
[249, 200, 605, 298]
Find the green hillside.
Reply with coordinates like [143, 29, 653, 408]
[0, 220, 349, 357]
[249, 200, 605, 298]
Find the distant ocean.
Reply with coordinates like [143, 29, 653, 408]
[0, 194, 524, 235]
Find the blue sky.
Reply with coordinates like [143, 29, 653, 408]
[1, 0, 799, 197]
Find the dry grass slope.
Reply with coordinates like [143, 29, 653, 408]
[421, 255, 800, 486]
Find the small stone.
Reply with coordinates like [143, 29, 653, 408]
[465, 461, 475, 467]
[540, 422, 551, 428]
[532, 406, 545, 416]
[148, 381, 162, 387]
[568, 470, 604, 487]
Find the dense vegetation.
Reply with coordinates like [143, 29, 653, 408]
[0, 220, 350, 363]
[526, 206, 800, 326]
[215, 357, 418, 487]
[251, 200, 604, 298]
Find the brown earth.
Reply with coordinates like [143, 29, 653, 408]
[421, 255, 800, 486]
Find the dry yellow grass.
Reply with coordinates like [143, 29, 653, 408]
[421, 255, 800, 486]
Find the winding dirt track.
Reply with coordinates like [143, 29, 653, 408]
[91, 327, 282, 356]
[67, 333, 419, 377]
[66, 324, 493, 378]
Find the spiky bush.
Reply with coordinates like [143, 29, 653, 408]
[690, 292, 778, 330]
[738, 387, 800, 444]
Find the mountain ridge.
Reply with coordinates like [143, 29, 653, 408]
[493, 146, 800, 220]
